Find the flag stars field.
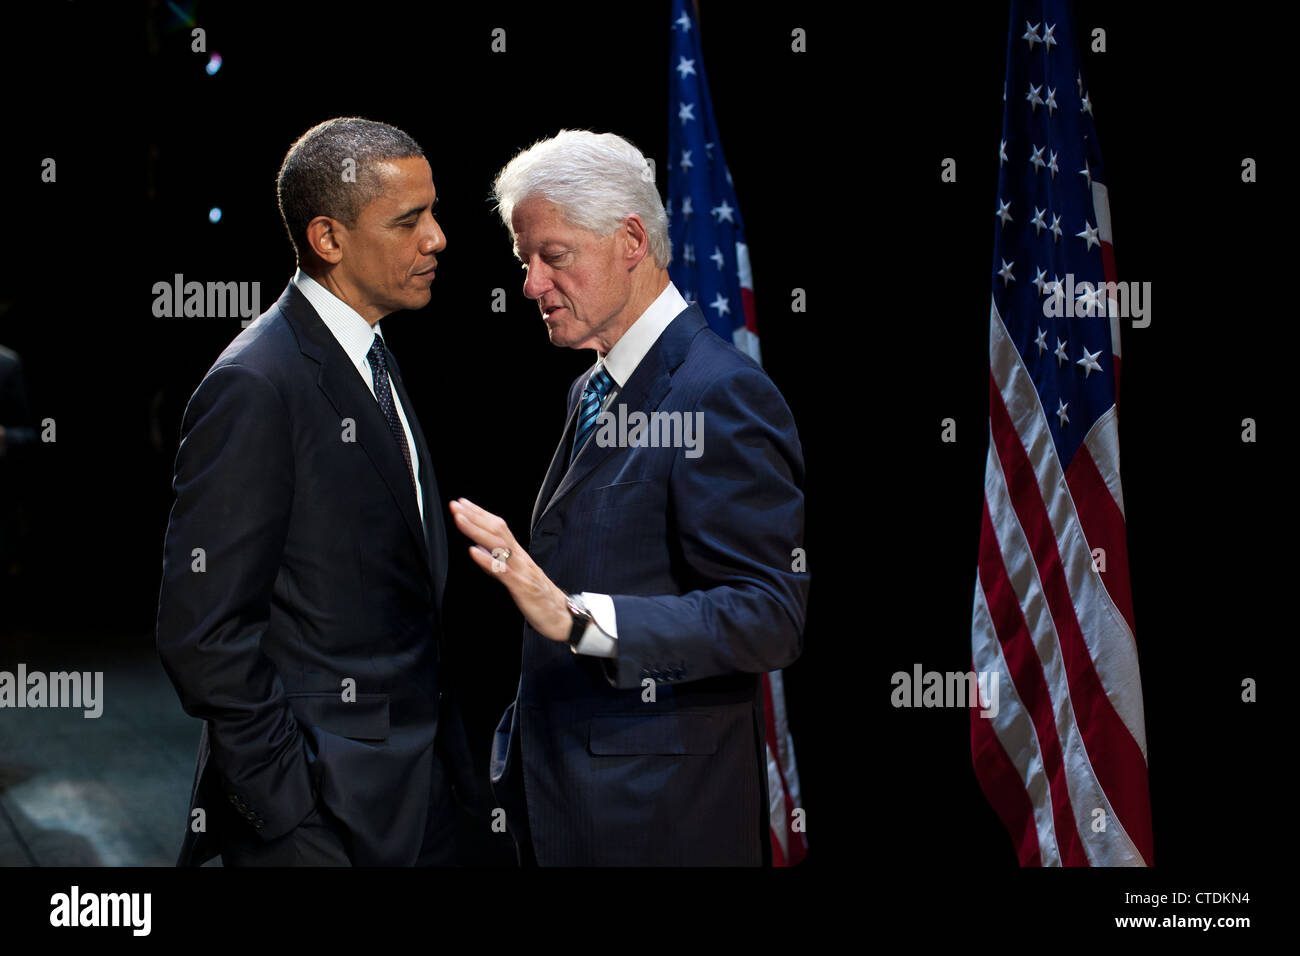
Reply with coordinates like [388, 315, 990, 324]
[1077, 346, 1103, 378]
[1076, 220, 1100, 250]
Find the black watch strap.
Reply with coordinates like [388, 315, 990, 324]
[568, 612, 588, 648]
[565, 593, 589, 649]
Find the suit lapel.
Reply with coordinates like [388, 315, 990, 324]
[277, 283, 433, 585]
[530, 381, 583, 533]
[531, 304, 707, 531]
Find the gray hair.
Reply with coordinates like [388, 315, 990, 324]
[277, 117, 424, 260]
[492, 130, 671, 268]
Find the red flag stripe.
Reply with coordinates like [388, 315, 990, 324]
[1080, 405, 1127, 521]
[764, 671, 807, 865]
[763, 676, 802, 866]
[980, 427, 1147, 865]
[740, 286, 758, 334]
[987, 372, 1154, 865]
[977, 499, 1090, 866]
[971, 582, 1049, 866]
[1064, 443, 1137, 636]
[989, 307, 1147, 752]
[970, 710, 1044, 867]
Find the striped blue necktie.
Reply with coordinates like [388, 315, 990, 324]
[570, 365, 615, 463]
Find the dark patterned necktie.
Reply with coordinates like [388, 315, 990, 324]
[366, 334, 416, 489]
[570, 364, 615, 464]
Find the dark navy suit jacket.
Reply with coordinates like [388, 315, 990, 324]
[156, 281, 480, 866]
[491, 303, 809, 865]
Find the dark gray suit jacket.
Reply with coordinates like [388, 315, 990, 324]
[156, 281, 480, 866]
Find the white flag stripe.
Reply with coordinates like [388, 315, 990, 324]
[971, 577, 1061, 866]
[1081, 405, 1127, 520]
[767, 670, 802, 806]
[1091, 181, 1113, 244]
[989, 300, 1148, 755]
[732, 327, 761, 362]
[735, 241, 753, 290]
[765, 742, 789, 860]
[985, 430, 1146, 866]
[1091, 181, 1122, 360]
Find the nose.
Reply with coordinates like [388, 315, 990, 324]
[421, 217, 447, 255]
[521, 260, 551, 300]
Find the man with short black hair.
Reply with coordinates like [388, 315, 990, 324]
[156, 117, 480, 866]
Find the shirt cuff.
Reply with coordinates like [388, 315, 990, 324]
[573, 592, 617, 657]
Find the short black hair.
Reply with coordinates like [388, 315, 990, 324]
[276, 117, 424, 260]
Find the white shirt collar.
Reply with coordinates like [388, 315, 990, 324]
[293, 267, 385, 367]
[290, 267, 425, 519]
[599, 280, 689, 388]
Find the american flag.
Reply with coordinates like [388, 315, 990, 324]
[666, 0, 807, 866]
[971, 0, 1154, 866]
[667, 0, 760, 363]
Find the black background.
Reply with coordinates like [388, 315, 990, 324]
[0, 0, 1283, 932]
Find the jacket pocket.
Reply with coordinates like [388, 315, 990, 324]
[588, 713, 717, 755]
[572, 478, 658, 514]
[286, 692, 391, 741]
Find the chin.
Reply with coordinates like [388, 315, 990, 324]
[404, 289, 433, 310]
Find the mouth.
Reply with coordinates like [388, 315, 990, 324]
[415, 262, 438, 278]
[541, 305, 565, 321]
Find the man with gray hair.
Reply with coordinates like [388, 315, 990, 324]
[450, 130, 808, 865]
[157, 117, 482, 866]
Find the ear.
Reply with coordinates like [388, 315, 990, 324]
[620, 214, 650, 269]
[305, 215, 344, 265]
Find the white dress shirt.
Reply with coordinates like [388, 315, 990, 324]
[573, 280, 690, 657]
[293, 268, 424, 523]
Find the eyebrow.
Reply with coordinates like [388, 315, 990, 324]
[391, 199, 437, 223]
[514, 241, 570, 258]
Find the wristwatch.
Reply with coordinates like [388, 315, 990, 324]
[564, 592, 593, 653]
